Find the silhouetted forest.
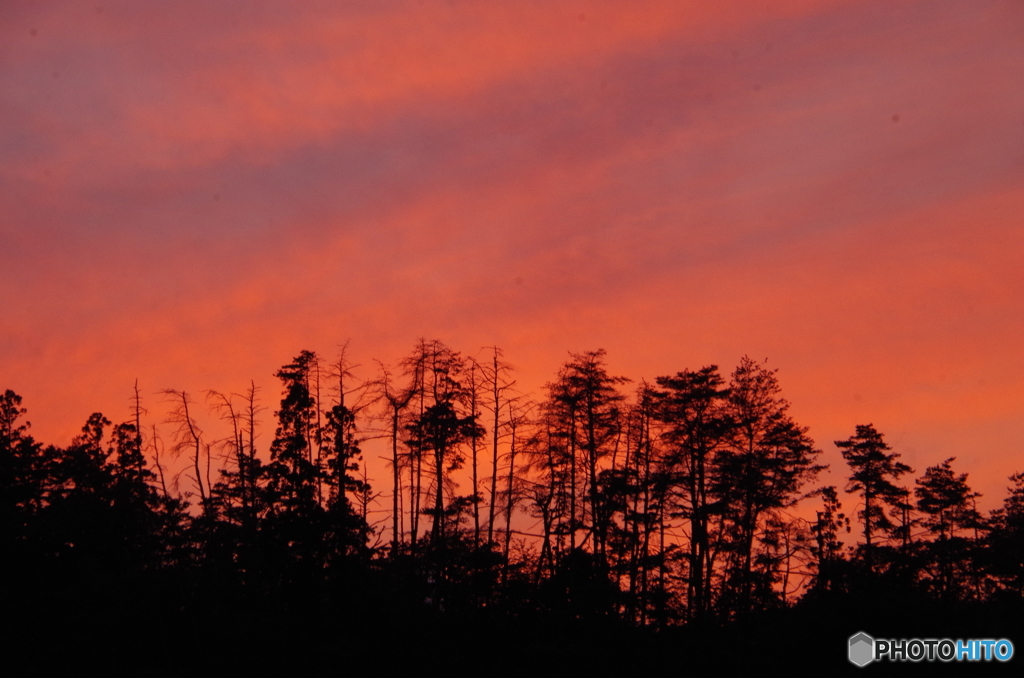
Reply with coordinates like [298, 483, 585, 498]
[4, 341, 1022, 672]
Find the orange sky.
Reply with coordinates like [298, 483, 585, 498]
[2, 0, 1023, 509]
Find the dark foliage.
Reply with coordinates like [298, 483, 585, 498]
[3, 346, 1021, 671]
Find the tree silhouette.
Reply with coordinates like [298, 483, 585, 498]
[715, 357, 823, 617]
[162, 389, 209, 508]
[544, 351, 627, 559]
[988, 472, 1024, 596]
[915, 458, 984, 599]
[480, 347, 516, 547]
[809, 486, 850, 592]
[915, 458, 981, 541]
[398, 341, 484, 548]
[654, 365, 731, 622]
[605, 383, 669, 626]
[377, 360, 416, 555]
[1, 390, 45, 551]
[208, 384, 264, 543]
[8, 342, 1024, 669]
[835, 424, 912, 569]
[264, 351, 321, 516]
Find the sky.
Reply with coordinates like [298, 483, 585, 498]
[2, 0, 1023, 510]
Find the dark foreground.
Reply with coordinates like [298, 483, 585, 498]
[7, 566, 1021, 676]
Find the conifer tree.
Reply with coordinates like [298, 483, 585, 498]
[810, 486, 850, 592]
[716, 357, 823, 617]
[265, 351, 321, 517]
[1, 390, 45, 544]
[988, 472, 1024, 595]
[654, 365, 731, 621]
[835, 424, 912, 569]
[540, 350, 627, 561]
[402, 342, 482, 546]
[915, 458, 983, 598]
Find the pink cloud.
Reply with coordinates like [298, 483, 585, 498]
[2, 0, 1022, 508]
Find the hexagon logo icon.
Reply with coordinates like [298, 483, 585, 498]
[849, 632, 875, 667]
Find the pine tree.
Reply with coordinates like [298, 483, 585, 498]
[405, 364, 481, 545]
[1, 390, 46, 560]
[260, 351, 330, 578]
[915, 458, 981, 541]
[809, 486, 850, 592]
[715, 357, 823, 617]
[988, 472, 1024, 596]
[914, 458, 983, 599]
[264, 351, 321, 517]
[654, 365, 731, 622]
[835, 424, 912, 569]
[543, 350, 627, 560]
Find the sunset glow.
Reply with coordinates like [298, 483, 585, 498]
[3, 0, 1023, 508]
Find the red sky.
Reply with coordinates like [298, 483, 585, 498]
[2, 0, 1023, 509]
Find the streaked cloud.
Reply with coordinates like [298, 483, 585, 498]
[2, 0, 1022, 504]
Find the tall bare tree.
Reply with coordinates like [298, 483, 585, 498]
[162, 389, 208, 507]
